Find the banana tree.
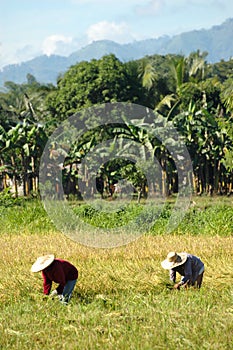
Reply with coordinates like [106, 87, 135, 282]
[3, 120, 47, 196]
[219, 78, 233, 191]
[173, 101, 229, 194]
[0, 125, 8, 191]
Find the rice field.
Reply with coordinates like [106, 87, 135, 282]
[0, 197, 232, 349]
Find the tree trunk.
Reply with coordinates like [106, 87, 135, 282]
[161, 155, 167, 197]
[213, 159, 221, 194]
[0, 159, 7, 190]
[21, 152, 29, 196]
[11, 156, 18, 197]
[31, 156, 37, 193]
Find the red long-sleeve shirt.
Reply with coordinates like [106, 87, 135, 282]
[42, 259, 78, 295]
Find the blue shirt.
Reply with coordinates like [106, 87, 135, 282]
[169, 253, 204, 284]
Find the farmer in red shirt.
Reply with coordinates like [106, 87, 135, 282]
[31, 254, 78, 304]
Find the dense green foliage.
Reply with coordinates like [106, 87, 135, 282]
[0, 52, 233, 199]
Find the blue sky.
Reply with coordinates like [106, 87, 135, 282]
[1, 0, 233, 68]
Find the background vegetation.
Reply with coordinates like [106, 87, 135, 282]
[0, 52, 233, 200]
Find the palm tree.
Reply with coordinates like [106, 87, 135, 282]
[139, 52, 208, 119]
[138, 59, 157, 90]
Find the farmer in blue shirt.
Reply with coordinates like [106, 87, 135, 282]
[161, 252, 205, 289]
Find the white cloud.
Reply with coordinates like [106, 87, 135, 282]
[86, 21, 135, 44]
[42, 35, 73, 56]
[0, 44, 41, 69]
[135, 0, 164, 15]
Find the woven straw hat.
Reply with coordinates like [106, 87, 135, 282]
[31, 254, 55, 272]
[161, 252, 187, 270]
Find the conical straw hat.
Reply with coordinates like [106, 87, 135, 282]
[161, 252, 187, 270]
[31, 254, 55, 272]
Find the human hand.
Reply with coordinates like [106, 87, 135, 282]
[50, 289, 58, 297]
[173, 283, 181, 290]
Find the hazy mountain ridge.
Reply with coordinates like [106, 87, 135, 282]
[1, 18, 233, 88]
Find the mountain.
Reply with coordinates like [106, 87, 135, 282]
[1, 18, 233, 88]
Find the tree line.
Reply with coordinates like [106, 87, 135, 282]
[0, 52, 233, 199]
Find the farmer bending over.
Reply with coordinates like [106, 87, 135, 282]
[161, 251, 204, 289]
[31, 254, 78, 304]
